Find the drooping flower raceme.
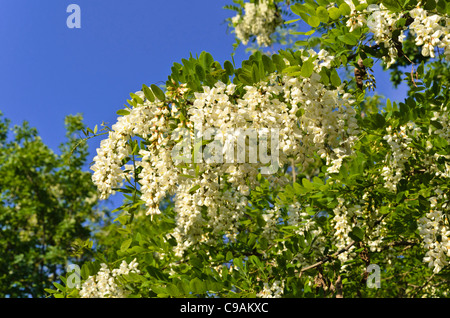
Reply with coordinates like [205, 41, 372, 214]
[409, 6, 450, 60]
[376, 115, 450, 273]
[418, 189, 450, 274]
[381, 123, 416, 192]
[256, 280, 284, 298]
[340, 0, 450, 67]
[91, 49, 359, 257]
[231, 0, 283, 47]
[78, 259, 140, 298]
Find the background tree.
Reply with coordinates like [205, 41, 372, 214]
[0, 113, 109, 298]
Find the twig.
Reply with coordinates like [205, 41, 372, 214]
[299, 241, 355, 275]
[291, 158, 296, 183]
[411, 273, 436, 298]
[335, 275, 343, 298]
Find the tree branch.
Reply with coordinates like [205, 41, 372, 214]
[299, 241, 355, 275]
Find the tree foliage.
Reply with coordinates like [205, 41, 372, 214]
[0, 113, 108, 297]
[49, 0, 450, 298]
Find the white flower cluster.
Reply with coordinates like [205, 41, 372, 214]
[261, 206, 282, 242]
[417, 189, 450, 274]
[425, 104, 450, 178]
[382, 116, 450, 193]
[91, 50, 359, 257]
[342, 0, 450, 67]
[341, 0, 405, 67]
[231, 0, 283, 47]
[365, 3, 406, 68]
[409, 6, 450, 60]
[331, 197, 358, 265]
[344, 0, 374, 33]
[358, 191, 387, 253]
[78, 259, 140, 298]
[430, 104, 450, 145]
[256, 280, 284, 298]
[381, 123, 416, 192]
[365, 211, 386, 253]
[287, 202, 322, 238]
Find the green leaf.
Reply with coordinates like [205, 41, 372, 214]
[120, 238, 132, 252]
[116, 109, 130, 116]
[363, 58, 374, 68]
[338, 33, 358, 46]
[200, 51, 214, 70]
[316, 6, 329, 23]
[356, 3, 368, 11]
[302, 178, 314, 189]
[249, 255, 263, 269]
[307, 15, 321, 28]
[285, 18, 301, 24]
[166, 283, 181, 297]
[424, 0, 436, 10]
[252, 63, 260, 83]
[53, 282, 66, 293]
[374, 113, 386, 128]
[380, 206, 390, 214]
[339, 2, 351, 16]
[150, 84, 165, 101]
[284, 65, 302, 74]
[291, 3, 304, 16]
[328, 7, 341, 20]
[142, 84, 155, 102]
[130, 92, 144, 104]
[430, 120, 443, 130]
[312, 176, 324, 185]
[291, 29, 316, 36]
[293, 182, 304, 195]
[330, 68, 341, 87]
[381, 0, 402, 11]
[195, 64, 205, 81]
[319, 68, 330, 85]
[272, 54, 286, 72]
[301, 60, 314, 78]
[189, 184, 201, 194]
[262, 54, 275, 73]
[190, 278, 206, 294]
[238, 73, 253, 85]
[349, 227, 364, 242]
[224, 60, 234, 76]
[436, 0, 446, 14]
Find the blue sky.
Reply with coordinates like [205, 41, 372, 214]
[0, 1, 246, 153]
[0, 1, 407, 207]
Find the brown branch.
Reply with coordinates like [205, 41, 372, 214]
[335, 275, 343, 298]
[411, 273, 436, 298]
[378, 240, 417, 252]
[291, 158, 296, 183]
[354, 57, 366, 90]
[299, 241, 355, 276]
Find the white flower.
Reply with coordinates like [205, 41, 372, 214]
[78, 259, 140, 298]
[91, 49, 359, 257]
[417, 189, 450, 274]
[231, 0, 282, 47]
